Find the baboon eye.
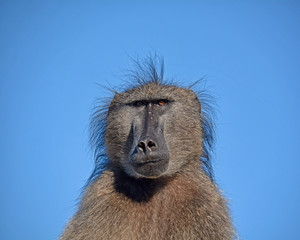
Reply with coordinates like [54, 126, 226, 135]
[156, 100, 168, 106]
[133, 101, 146, 107]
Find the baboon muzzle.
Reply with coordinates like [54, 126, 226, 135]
[129, 104, 169, 178]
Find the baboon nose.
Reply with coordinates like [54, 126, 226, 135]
[137, 138, 157, 153]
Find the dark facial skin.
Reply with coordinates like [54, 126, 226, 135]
[128, 99, 171, 178]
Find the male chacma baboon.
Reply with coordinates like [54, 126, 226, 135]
[60, 57, 235, 239]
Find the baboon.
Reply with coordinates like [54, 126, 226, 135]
[60, 58, 235, 239]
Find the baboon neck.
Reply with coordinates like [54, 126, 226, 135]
[112, 168, 170, 202]
[109, 159, 204, 203]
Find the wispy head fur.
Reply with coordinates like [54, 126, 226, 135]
[88, 56, 216, 185]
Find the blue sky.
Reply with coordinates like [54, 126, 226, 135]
[1, 1, 299, 239]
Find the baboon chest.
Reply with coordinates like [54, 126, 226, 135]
[96, 198, 200, 239]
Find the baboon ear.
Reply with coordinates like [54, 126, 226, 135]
[110, 93, 123, 106]
[113, 92, 122, 99]
[185, 88, 198, 100]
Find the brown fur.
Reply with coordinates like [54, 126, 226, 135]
[60, 61, 235, 239]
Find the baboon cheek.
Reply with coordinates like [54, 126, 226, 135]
[165, 133, 202, 174]
[105, 129, 132, 163]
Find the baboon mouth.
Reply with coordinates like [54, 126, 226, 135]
[130, 155, 169, 178]
[134, 158, 162, 167]
[130, 153, 169, 166]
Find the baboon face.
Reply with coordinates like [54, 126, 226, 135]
[105, 82, 203, 179]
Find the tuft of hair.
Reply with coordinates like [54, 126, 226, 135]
[88, 56, 216, 185]
[198, 89, 216, 180]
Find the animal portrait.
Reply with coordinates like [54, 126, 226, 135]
[60, 57, 235, 239]
[2, 1, 299, 239]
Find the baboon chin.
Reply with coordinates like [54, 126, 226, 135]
[60, 58, 235, 240]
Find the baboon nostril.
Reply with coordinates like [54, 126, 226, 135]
[138, 142, 146, 150]
[148, 140, 156, 148]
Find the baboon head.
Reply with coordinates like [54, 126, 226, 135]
[105, 83, 205, 179]
[90, 58, 214, 182]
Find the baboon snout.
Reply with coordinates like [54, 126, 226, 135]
[127, 102, 170, 178]
[130, 133, 169, 178]
[132, 134, 167, 162]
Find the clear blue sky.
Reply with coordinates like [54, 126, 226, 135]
[1, 1, 299, 239]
